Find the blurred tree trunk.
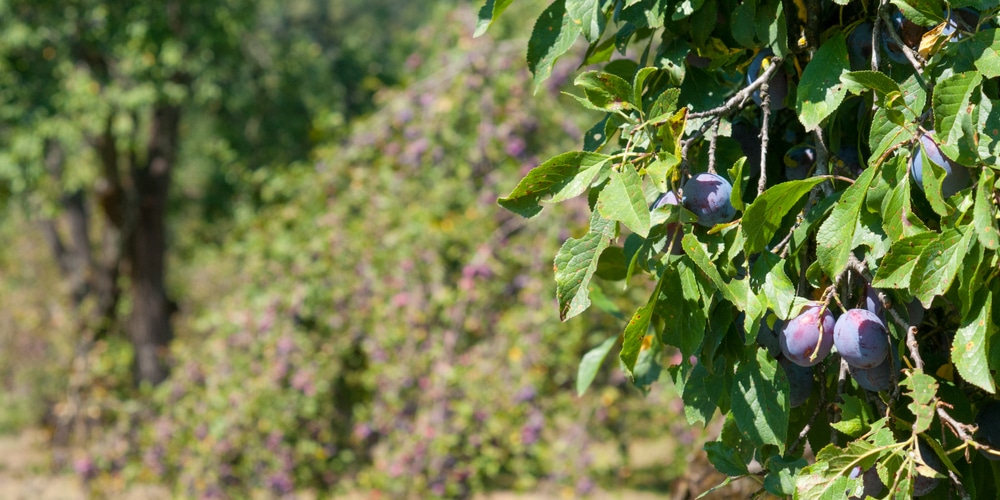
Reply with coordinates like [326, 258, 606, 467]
[127, 103, 180, 386]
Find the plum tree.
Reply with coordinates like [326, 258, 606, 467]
[652, 191, 685, 255]
[783, 144, 815, 181]
[779, 357, 813, 408]
[682, 173, 736, 227]
[909, 132, 971, 198]
[779, 304, 835, 367]
[975, 402, 1000, 461]
[489, 0, 1000, 494]
[834, 309, 889, 369]
[747, 49, 787, 110]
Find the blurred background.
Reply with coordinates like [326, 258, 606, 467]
[0, 1, 732, 498]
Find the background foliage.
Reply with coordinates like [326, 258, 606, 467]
[0, 1, 720, 499]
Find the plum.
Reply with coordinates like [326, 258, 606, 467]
[779, 357, 813, 408]
[783, 144, 815, 181]
[907, 299, 925, 327]
[882, 11, 927, 64]
[848, 465, 885, 499]
[848, 22, 874, 71]
[941, 8, 979, 41]
[834, 309, 889, 369]
[757, 317, 783, 358]
[747, 49, 787, 110]
[779, 304, 836, 367]
[864, 285, 885, 322]
[913, 440, 944, 496]
[975, 402, 1000, 461]
[850, 349, 897, 392]
[834, 145, 863, 177]
[909, 132, 970, 198]
[682, 173, 736, 227]
[651, 191, 684, 255]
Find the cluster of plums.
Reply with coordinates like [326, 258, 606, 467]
[761, 286, 896, 409]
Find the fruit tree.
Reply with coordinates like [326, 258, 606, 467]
[481, 0, 1000, 497]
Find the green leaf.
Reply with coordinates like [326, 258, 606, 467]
[474, 0, 516, 37]
[574, 70, 637, 111]
[596, 164, 651, 237]
[881, 159, 929, 240]
[632, 66, 658, 110]
[975, 167, 1000, 250]
[566, 0, 605, 42]
[682, 234, 747, 311]
[830, 394, 872, 437]
[731, 349, 787, 452]
[577, 335, 617, 395]
[554, 210, 615, 320]
[527, 0, 583, 93]
[971, 29, 1000, 79]
[645, 151, 680, 192]
[705, 441, 750, 476]
[953, 288, 996, 393]
[728, 156, 747, 212]
[841, 70, 901, 99]
[788, 191, 842, 256]
[498, 152, 610, 217]
[910, 228, 971, 308]
[764, 456, 807, 497]
[796, 33, 851, 131]
[901, 370, 938, 433]
[890, 0, 944, 26]
[933, 71, 982, 145]
[656, 260, 707, 357]
[872, 232, 938, 289]
[673, 360, 726, 426]
[742, 177, 825, 255]
[816, 167, 878, 279]
[619, 285, 658, 378]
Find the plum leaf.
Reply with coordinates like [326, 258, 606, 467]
[498, 151, 610, 217]
[796, 33, 850, 131]
[527, 0, 582, 93]
[576, 334, 617, 396]
[554, 210, 615, 320]
[596, 163, 651, 237]
[741, 177, 825, 255]
[952, 287, 996, 394]
[731, 349, 788, 452]
[816, 166, 878, 279]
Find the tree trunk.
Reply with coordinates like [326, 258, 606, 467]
[128, 103, 180, 386]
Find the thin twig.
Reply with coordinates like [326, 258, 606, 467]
[688, 57, 784, 119]
[878, 1, 925, 76]
[707, 119, 720, 175]
[757, 82, 771, 196]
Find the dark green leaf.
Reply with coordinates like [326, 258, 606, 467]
[742, 177, 825, 255]
[731, 349, 788, 451]
[901, 370, 937, 433]
[527, 0, 583, 93]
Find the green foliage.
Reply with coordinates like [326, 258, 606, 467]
[491, 0, 1000, 496]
